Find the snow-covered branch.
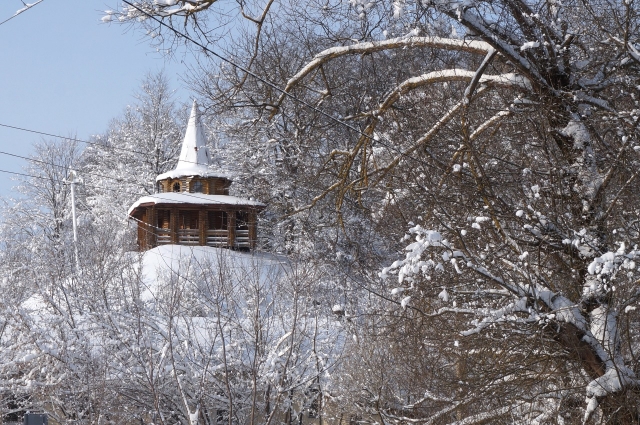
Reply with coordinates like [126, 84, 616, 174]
[274, 36, 493, 110]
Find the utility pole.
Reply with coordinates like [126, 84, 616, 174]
[64, 169, 82, 272]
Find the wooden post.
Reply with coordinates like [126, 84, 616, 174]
[148, 207, 157, 249]
[248, 210, 257, 250]
[228, 211, 236, 249]
[171, 207, 179, 244]
[199, 209, 206, 246]
[137, 218, 146, 251]
[140, 210, 150, 251]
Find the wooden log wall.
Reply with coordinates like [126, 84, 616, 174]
[135, 205, 260, 251]
[157, 177, 231, 195]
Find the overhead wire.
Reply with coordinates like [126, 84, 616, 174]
[0, 148, 130, 184]
[0, 147, 255, 207]
[1, 122, 167, 159]
[0, 168, 50, 181]
[0, 125, 271, 205]
[0, 119, 357, 204]
[0, 122, 365, 210]
[0, 154, 262, 207]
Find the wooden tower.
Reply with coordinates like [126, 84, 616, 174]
[128, 101, 265, 251]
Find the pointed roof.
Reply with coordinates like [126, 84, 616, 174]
[156, 100, 228, 181]
[177, 100, 209, 170]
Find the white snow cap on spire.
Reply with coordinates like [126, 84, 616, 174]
[156, 100, 229, 181]
[177, 100, 209, 170]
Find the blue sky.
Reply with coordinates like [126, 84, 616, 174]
[0, 0, 194, 200]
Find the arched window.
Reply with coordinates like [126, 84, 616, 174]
[193, 180, 203, 193]
[173, 182, 181, 192]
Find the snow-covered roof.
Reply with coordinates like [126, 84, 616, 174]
[156, 100, 230, 181]
[128, 192, 265, 215]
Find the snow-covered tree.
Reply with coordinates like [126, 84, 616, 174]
[0, 117, 343, 425]
[82, 71, 184, 216]
[112, 0, 640, 422]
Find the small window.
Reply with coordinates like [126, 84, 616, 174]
[173, 182, 181, 192]
[157, 182, 164, 193]
[193, 180, 203, 193]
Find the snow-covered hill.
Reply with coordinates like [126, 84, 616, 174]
[10, 245, 343, 425]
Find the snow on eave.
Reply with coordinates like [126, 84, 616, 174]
[128, 193, 265, 216]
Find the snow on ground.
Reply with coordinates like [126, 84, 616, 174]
[139, 245, 288, 301]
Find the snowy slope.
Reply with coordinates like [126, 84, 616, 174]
[139, 244, 288, 302]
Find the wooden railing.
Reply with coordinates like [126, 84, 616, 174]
[156, 228, 172, 245]
[178, 229, 200, 245]
[236, 229, 250, 248]
[206, 229, 228, 247]
[151, 227, 249, 249]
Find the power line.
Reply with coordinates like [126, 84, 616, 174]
[0, 122, 151, 158]
[0, 124, 353, 209]
[0, 133, 386, 239]
[0, 0, 44, 27]
[0, 122, 231, 172]
[0, 157, 260, 207]
[0, 167, 50, 181]
[0, 149, 130, 185]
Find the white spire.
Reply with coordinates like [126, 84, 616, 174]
[175, 100, 209, 171]
[156, 100, 230, 181]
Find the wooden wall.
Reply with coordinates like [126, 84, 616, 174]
[157, 177, 230, 195]
[136, 205, 260, 251]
